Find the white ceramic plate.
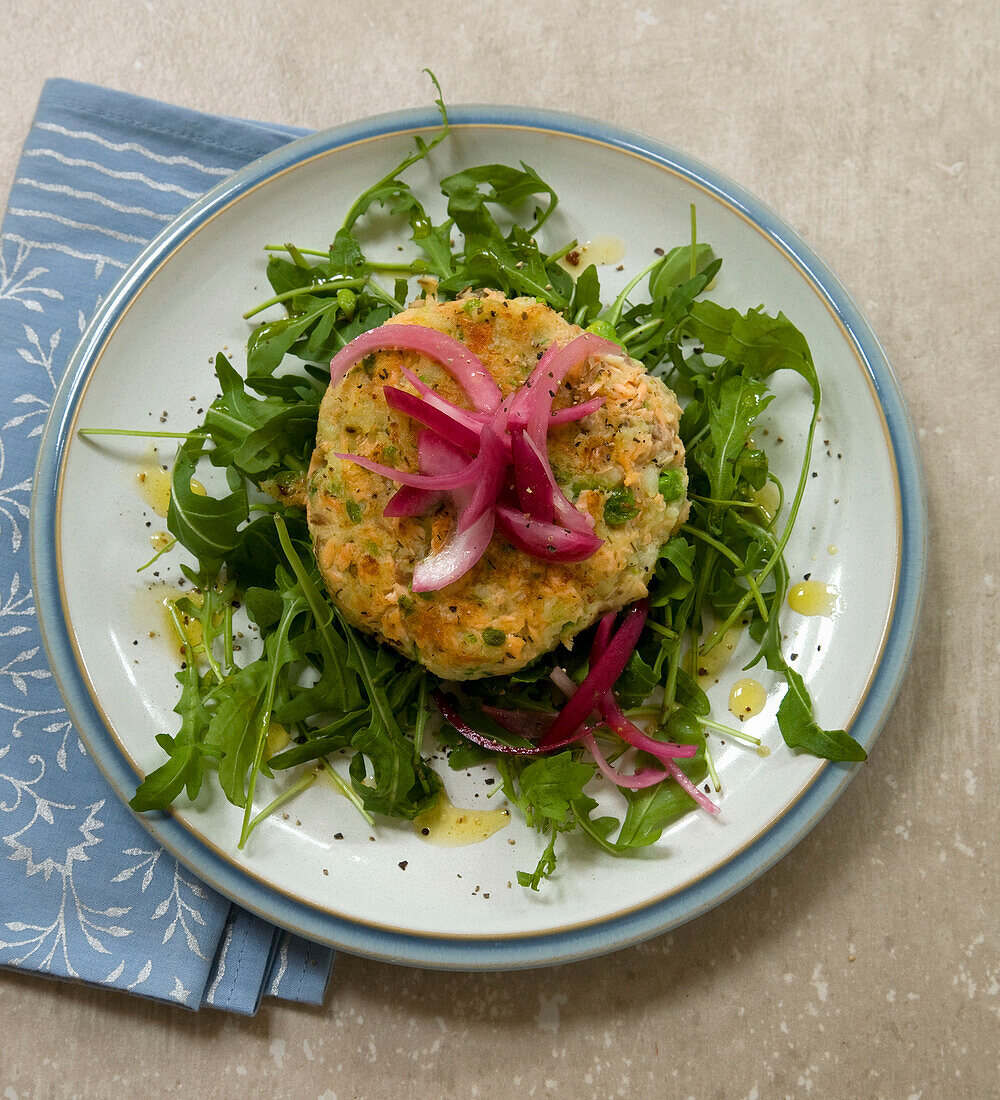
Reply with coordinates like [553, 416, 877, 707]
[32, 107, 925, 969]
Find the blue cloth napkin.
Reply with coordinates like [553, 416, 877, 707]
[0, 79, 333, 1012]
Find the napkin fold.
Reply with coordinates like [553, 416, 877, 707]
[0, 79, 333, 1012]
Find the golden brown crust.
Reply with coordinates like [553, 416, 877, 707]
[306, 293, 688, 679]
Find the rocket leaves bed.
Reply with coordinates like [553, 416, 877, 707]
[88, 86, 865, 893]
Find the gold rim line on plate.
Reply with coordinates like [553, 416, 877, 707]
[51, 122, 904, 945]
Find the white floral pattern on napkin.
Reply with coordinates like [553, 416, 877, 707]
[0, 79, 331, 1011]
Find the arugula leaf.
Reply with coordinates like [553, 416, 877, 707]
[129, 661, 214, 812]
[685, 301, 820, 401]
[349, 718, 441, 819]
[652, 536, 696, 603]
[502, 752, 596, 889]
[328, 227, 367, 274]
[246, 297, 346, 388]
[267, 711, 368, 770]
[615, 778, 700, 848]
[691, 373, 773, 511]
[129, 742, 202, 813]
[441, 162, 558, 240]
[203, 354, 319, 482]
[572, 711, 707, 853]
[228, 510, 300, 592]
[615, 649, 658, 710]
[274, 516, 358, 711]
[674, 668, 711, 716]
[775, 667, 866, 762]
[331, 69, 450, 279]
[205, 660, 270, 808]
[649, 243, 715, 300]
[569, 264, 602, 326]
[166, 437, 247, 575]
[325, 601, 440, 817]
[413, 218, 457, 279]
[434, 163, 569, 307]
[749, 582, 867, 762]
[243, 584, 284, 630]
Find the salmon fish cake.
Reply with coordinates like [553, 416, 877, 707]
[306, 292, 688, 680]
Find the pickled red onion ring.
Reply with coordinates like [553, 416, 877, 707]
[434, 691, 583, 755]
[412, 426, 506, 592]
[332, 451, 481, 490]
[331, 325, 624, 587]
[329, 323, 501, 412]
[494, 505, 603, 562]
[537, 599, 650, 748]
[523, 333, 619, 445]
[580, 731, 670, 790]
[384, 385, 481, 454]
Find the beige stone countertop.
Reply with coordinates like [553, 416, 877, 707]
[1, 2, 997, 1097]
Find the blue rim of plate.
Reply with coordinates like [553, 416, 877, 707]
[31, 104, 926, 970]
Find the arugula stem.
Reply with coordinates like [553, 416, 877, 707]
[761, 475, 785, 531]
[698, 716, 762, 746]
[681, 523, 769, 621]
[263, 244, 432, 279]
[264, 243, 329, 258]
[364, 260, 430, 275]
[704, 739, 721, 792]
[239, 602, 300, 848]
[222, 602, 235, 673]
[688, 493, 767, 509]
[285, 242, 310, 268]
[245, 769, 318, 837]
[164, 599, 191, 651]
[689, 204, 698, 280]
[332, 605, 406, 741]
[606, 258, 661, 327]
[571, 806, 623, 855]
[644, 620, 680, 640]
[318, 757, 376, 826]
[364, 280, 407, 314]
[197, 588, 228, 686]
[622, 318, 663, 346]
[545, 239, 579, 265]
[684, 423, 711, 450]
[164, 598, 225, 686]
[413, 676, 429, 761]
[243, 277, 367, 320]
[78, 428, 206, 439]
[686, 628, 698, 685]
[696, 374, 820, 657]
[137, 537, 176, 573]
[341, 75, 450, 230]
[273, 514, 351, 703]
[660, 636, 683, 722]
[756, 405, 819, 586]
